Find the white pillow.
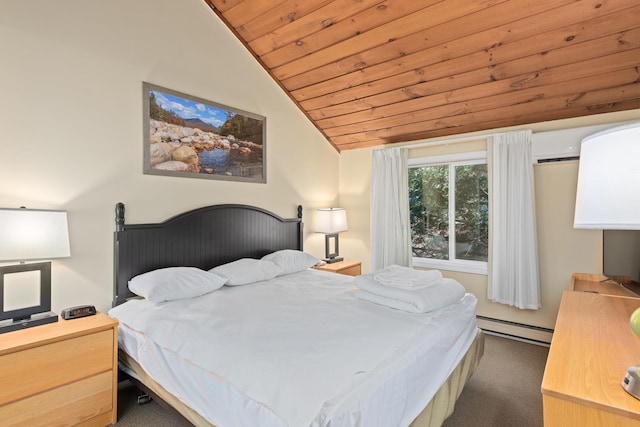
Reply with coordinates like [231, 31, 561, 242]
[210, 258, 281, 286]
[128, 267, 227, 303]
[262, 249, 319, 276]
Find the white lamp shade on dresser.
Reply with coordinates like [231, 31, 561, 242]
[574, 121, 640, 230]
[0, 208, 71, 262]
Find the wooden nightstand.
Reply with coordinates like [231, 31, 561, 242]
[0, 312, 118, 426]
[314, 260, 361, 276]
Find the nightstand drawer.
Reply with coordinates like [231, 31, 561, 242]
[0, 371, 113, 427]
[0, 329, 113, 405]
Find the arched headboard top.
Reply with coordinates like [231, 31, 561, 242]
[113, 203, 303, 306]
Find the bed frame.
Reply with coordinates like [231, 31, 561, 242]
[113, 202, 303, 306]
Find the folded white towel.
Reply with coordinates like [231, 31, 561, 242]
[356, 291, 434, 314]
[373, 265, 442, 290]
[355, 274, 466, 313]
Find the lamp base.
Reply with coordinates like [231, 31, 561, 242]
[0, 311, 58, 334]
[324, 256, 344, 264]
[622, 366, 640, 399]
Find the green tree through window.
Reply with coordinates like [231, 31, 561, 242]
[409, 161, 488, 266]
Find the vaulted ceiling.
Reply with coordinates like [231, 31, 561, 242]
[204, 0, 640, 152]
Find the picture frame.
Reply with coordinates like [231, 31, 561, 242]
[142, 82, 266, 183]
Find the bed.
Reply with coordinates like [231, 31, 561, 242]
[109, 203, 484, 426]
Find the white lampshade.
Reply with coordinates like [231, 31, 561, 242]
[315, 208, 348, 234]
[574, 122, 640, 230]
[0, 208, 71, 262]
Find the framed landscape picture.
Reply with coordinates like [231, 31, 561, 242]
[142, 82, 266, 183]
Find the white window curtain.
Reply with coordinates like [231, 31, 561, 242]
[488, 130, 541, 309]
[370, 147, 411, 271]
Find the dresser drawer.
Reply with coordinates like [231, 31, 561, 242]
[0, 329, 113, 405]
[0, 370, 113, 427]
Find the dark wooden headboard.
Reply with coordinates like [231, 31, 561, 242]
[113, 203, 303, 306]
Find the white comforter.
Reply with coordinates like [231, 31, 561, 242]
[109, 269, 478, 427]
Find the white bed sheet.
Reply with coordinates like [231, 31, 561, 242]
[109, 269, 478, 427]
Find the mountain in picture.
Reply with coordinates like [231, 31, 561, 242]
[185, 118, 219, 133]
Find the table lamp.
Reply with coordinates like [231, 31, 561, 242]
[573, 121, 640, 398]
[315, 208, 348, 264]
[0, 207, 70, 333]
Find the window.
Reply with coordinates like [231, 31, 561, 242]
[409, 152, 488, 274]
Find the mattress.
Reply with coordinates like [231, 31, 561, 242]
[109, 269, 478, 427]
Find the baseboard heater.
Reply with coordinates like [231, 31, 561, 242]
[476, 315, 553, 345]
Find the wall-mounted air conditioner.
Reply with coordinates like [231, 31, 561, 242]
[531, 123, 629, 164]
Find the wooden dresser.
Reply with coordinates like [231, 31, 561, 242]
[0, 312, 118, 426]
[542, 290, 640, 426]
[571, 272, 640, 298]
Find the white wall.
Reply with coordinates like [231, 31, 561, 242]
[0, 0, 339, 312]
[339, 110, 640, 337]
[2, 0, 639, 329]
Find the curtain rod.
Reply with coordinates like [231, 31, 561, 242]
[375, 133, 496, 152]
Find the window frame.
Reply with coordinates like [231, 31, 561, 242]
[408, 151, 488, 275]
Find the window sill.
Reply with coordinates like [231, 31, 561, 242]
[412, 257, 488, 275]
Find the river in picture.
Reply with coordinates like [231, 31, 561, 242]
[198, 147, 263, 178]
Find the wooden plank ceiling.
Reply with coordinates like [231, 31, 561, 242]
[204, 0, 640, 151]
